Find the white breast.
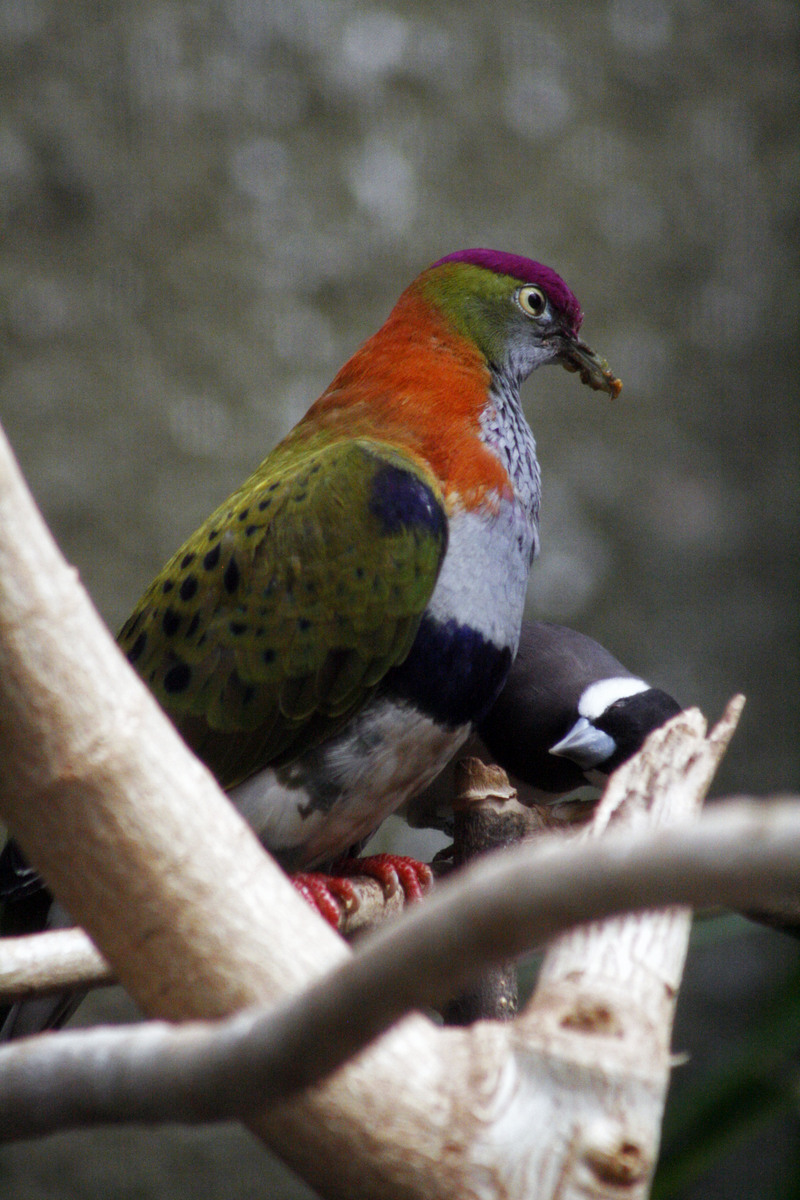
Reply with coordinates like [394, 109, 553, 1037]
[427, 499, 536, 653]
[426, 373, 540, 653]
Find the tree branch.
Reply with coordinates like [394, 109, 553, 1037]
[0, 927, 112, 999]
[2, 791, 800, 1142]
[0, 869, 417, 1006]
[441, 758, 535, 1024]
[0, 417, 783, 1199]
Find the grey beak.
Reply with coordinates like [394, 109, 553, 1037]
[549, 717, 617, 770]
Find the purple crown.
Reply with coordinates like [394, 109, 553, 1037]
[430, 248, 583, 332]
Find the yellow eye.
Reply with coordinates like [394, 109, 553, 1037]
[517, 286, 547, 318]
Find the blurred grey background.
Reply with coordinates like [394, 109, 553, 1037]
[0, 1, 797, 1197]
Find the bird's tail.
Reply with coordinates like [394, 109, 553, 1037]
[0, 839, 85, 1040]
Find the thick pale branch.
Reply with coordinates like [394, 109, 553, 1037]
[526, 694, 743, 1036]
[0, 430, 348, 1017]
[508, 696, 744, 1193]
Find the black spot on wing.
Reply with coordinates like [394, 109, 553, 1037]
[223, 557, 240, 594]
[180, 575, 198, 601]
[162, 608, 180, 637]
[127, 632, 147, 663]
[163, 662, 192, 694]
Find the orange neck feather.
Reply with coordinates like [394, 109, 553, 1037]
[294, 287, 511, 510]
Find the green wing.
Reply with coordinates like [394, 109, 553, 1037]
[118, 438, 448, 788]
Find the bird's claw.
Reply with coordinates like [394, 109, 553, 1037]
[291, 855, 433, 929]
[291, 872, 360, 929]
[331, 853, 433, 902]
[431, 843, 456, 874]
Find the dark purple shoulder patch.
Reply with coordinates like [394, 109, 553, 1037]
[430, 248, 582, 331]
[368, 460, 447, 543]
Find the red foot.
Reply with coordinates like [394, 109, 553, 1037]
[291, 855, 433, 930]
[291, 872, 360, 929]
[331, 853, 433, 903]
